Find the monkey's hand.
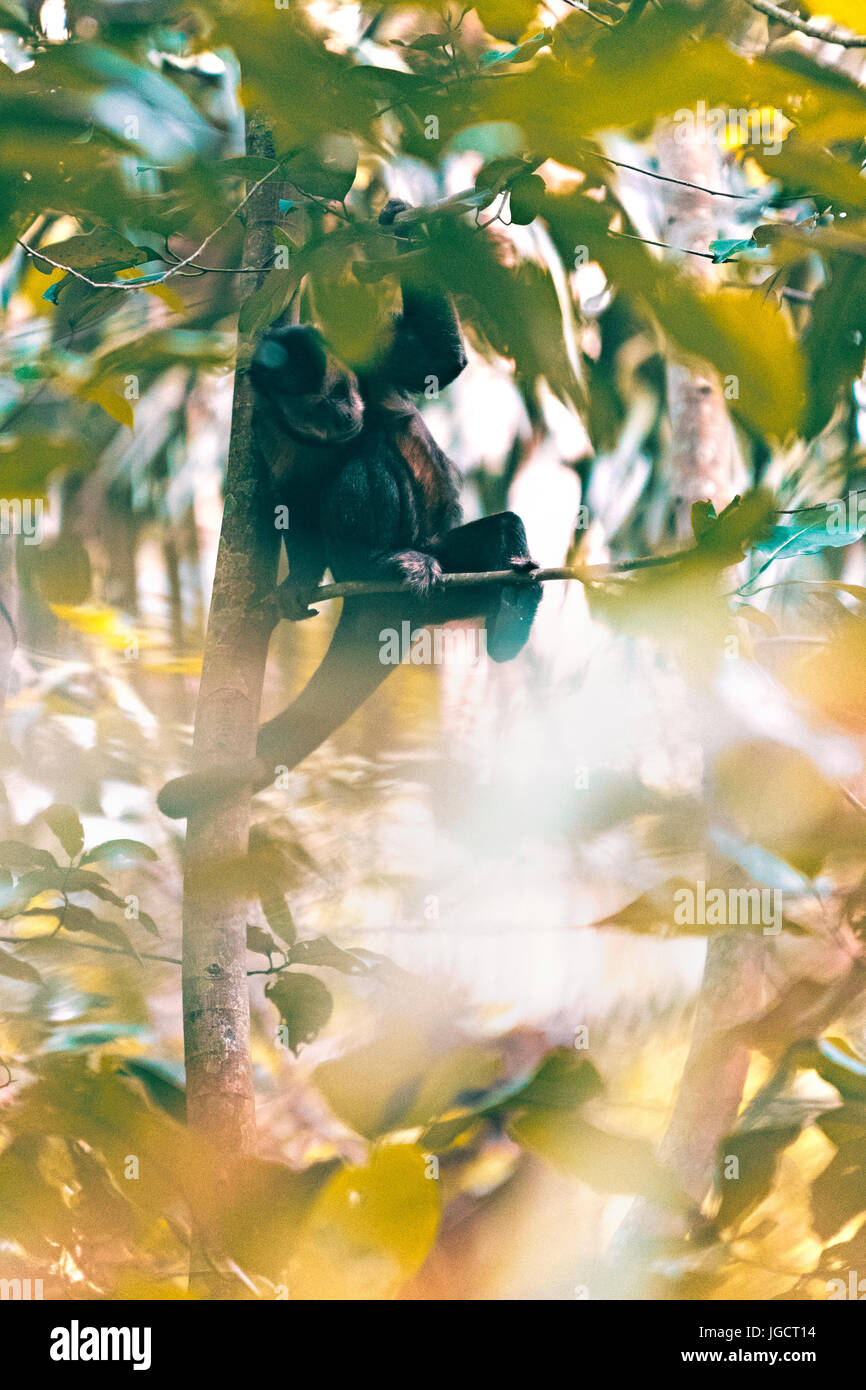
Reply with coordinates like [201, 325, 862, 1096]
[276, 577, 319, 623]
[157, 757, 272, 821]
[379, 198, 413, 241]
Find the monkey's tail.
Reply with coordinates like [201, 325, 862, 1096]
[157, 602, 393, 820]
[255, 601, 394, 771]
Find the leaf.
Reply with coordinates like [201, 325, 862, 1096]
[510, 1110, 684, 1206]
[80, 839, 157, 867]
[40, 804, 84, 860]
[120, 1060, 186, 1123]
[475, 0, 539, 43]
[265, 972, 332, 1053]
[708, 237, 766, 264]
[514, 1048, 604, 1109]
[0, 947, 41, 984]
[509, 173, 546, 224]
[0, 841, 57, 871]
[284, 135, 357, 202]
[258, 887, 297, 949]
[290, 1145, 440, 1300]
[30, 228, 146, 274]
[246, 924, 278, 958]
[715, 1125, 802, 1231]
[79, 380, 134, 429]
[238, 266, 299, 338]
[61, 904, 140, 960]
[287, 936, 367, 974]
[30, 536, 92, 605]
[314, 1020, 429, 1139]
[802, 252, 866, 438]
[811, 1140, 866, 1240]
[801, 0, 864, 29]
[218, 155, 279, 180]
[482, 29, 552, 64]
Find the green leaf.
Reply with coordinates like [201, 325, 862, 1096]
[30, 228, 146, 275]
[482, 29, 552, 64]
[514, 1048, 604, 1109]
[80, 839, 157, 867]
[238, 266, 299, 338]
[246, 924, 278, 958]
[0, 841, 58, 871]
[258, 887, 297, 949]
[287, 936, 367, 974]
[61, 904, 140, 960]
[284, 136, 357, 203]
[266, 972, 332, 1053]
[120, 1059, 186, 1122]
[40, 804, 84, 860]
[510, 1110, 685, 1206]
[509, 173, 546, 225]
[218, 155, 279, 180]
[0, 946, 41, 984]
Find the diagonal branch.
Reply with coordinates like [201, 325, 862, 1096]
[746, 0, 866, 46]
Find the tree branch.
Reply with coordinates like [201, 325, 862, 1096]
[746, 0, 866, 46]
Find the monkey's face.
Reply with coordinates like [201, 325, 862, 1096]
[251, 325, 365, 447]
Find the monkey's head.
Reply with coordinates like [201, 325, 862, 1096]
[251, 324, 365, 447]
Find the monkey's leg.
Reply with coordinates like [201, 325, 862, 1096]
[433, 512, 542, 662]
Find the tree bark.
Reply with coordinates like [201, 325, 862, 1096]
[611, 125, 765, 1266]
[181, 112, 280, 1274]
[0, 534, 18, 718]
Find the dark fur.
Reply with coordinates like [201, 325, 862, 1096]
[158, 203, 541, 819]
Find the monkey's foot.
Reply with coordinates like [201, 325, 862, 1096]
[157, 757, 271, 820]
[276, 579, 319, 623]
[388, 550, 443, 597]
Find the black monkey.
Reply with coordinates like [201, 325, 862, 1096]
[158, 201, 541, 819]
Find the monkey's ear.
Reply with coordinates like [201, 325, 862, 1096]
[250, 325, 328, 397]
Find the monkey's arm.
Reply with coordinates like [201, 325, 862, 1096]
[276, 523, 327, 621]
[378, 199, 467, 394]
[383, 287, 467, 394]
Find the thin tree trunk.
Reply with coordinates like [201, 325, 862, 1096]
[0, 534, 18, 718]
[181, 111, 280, 1286]
[612, 125, 765, 1265]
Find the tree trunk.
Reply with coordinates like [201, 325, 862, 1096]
[0, 534, 18, 718]
[181, 111, 280, 1285]
[611, 124, 765, 1268]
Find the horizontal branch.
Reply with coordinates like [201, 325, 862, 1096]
[746, 0, 866, 46]
[310, 552, 685, 603]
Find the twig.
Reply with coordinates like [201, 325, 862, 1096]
[746, 0, 866, 47]
[16, 162, 284, 291]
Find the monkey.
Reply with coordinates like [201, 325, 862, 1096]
[157, 201, 542, 819]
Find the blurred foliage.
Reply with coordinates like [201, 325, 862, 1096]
[2, 0, 866, 1301]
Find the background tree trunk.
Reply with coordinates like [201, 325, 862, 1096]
[611, 123, 765, 1269]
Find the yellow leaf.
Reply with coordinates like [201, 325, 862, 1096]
[802, 1, 864, 29]
[81, 381, 134, 428]
[290, 1145, 440, 1300]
